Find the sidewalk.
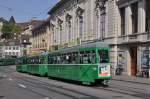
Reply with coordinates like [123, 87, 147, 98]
[112, 75, 150, 85]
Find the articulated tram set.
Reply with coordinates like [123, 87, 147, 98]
[16, 42, 112, 85]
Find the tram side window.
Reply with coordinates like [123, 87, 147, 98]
[23, 58, 27, 64]
[64, 53, 78, 64]
[36, 57, 40, 64]
[80, 51, 96, 64]
[98, 50, 109, 63]
[48, 56, 54, 64]
[57, 56, 61, 64]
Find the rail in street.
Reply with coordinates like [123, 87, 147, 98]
[0, 66, 150, 99]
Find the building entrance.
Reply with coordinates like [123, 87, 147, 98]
[129, 47, 137, 76]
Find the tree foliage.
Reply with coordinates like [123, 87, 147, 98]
[1, 22, 22, 39]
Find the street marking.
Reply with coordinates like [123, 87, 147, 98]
[2, 75, 6, 77]
[9, 78, 13, 81]
[45, 97, 50, 99]
[18, 84, 26, 88]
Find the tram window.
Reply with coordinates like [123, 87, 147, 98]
[72, 53, 77, 64]
[98, 50, 109, 63]
[80, 52, 88, 64]
[68, 52, 78, 64]
[80, 51, 96, 64]
[68, 55, 72, 64]
[48, 56, 54, 64]
[91, 51, 96, 64]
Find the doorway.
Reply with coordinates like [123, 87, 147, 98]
[129, 47, 137, 76]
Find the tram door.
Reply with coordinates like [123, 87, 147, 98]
[129, 47, 137, 76]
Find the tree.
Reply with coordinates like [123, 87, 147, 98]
[1, 22, 22, 39]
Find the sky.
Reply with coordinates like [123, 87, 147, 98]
[0, 0, 59, 23]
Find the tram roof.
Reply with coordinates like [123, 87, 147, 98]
[49, 42, 109, 55]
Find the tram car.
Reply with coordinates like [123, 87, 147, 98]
[16, 42, 111, 85]
[0, 58, 16, 66]
[16, 56, 28, 72]
[26, 55, 48, 76]
[16, 55, 48, 76]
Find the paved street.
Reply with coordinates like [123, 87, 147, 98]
[0, 66, 150, 99]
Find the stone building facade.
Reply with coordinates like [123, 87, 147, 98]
[115, 0, 150, 77]
[46, 0, 150, 77]
[30, 20, 50, 55]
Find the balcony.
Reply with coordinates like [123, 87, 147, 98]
[118, 32, 150, 44]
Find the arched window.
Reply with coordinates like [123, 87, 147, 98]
[79, 16, 83, 38]
[58, 19, 63, 43]
[66, 14, 72, 42]
[95, 0, 107, 40]
[76, 7, 84, 40]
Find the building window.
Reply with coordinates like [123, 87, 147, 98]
[9, 52, 11, 55]
[96, 12, 100, 38]
[13, 46, 15, 50]
[131, 2, 138, 33]
[59, 24, 63, 43]
[76, 7, 84, 40]
[100, 12, 106, 39]
[120, 7, 125, 35]
[9, 46, 11, 50]
[16, 52, 18, 56]
[6, 46, 8, 50]
[79, 16, 84, 39]
[51, 24, 55, 44]
[68, 21, 71, 42]
[58, 19, 63, 43]
[146, 0, 150, 32]
[66, 14, 72, 42]
[95, 0, 107, 39]
[16, 47, 19, 50]
[13, 52, 15, 55]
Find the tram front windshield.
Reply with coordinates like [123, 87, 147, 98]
[98, 50, 109, 63]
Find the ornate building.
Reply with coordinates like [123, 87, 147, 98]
[48, 0, 111, 48]
[30, 19, 50, 55]
[115, 0, 150, 77]
[47, 0, 119, 74]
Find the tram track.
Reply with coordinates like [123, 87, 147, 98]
[13, 74, 101, 99]
[93, 82, 150, 99]
[5, 66, 150, 99]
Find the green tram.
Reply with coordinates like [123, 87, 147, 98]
[16, 55, 48, 76]
[16, 56, 28, 72]
[16, 42, 111, 85]
[0, 58, 16, 66]
[47, 42, 111, 84]
[27, 55, 48, 76]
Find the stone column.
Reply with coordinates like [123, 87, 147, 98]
[138, 0, 146, 33]
[125, 6, 132, 35]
